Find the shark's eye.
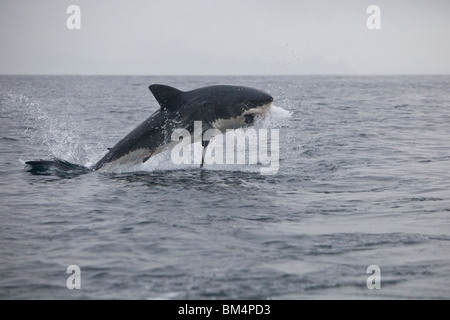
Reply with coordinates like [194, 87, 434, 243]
[244, 114, 254, 124]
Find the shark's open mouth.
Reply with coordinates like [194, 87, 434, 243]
[211, 102, 273, 130]
[243, 102, 273, 124]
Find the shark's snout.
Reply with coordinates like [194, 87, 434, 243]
[265, 94, 274, 103]
[253, 93, 273, 106]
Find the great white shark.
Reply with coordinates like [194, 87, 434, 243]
[25, 84, 274, 173]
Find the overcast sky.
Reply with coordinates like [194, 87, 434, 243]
[0, 0, 449, 75]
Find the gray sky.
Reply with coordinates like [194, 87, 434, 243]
[1, 0, 449, 75]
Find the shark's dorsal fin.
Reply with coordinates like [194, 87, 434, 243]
[149, 84, 183, 112]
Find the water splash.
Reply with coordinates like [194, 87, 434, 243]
[254, 104, 292, 129]
[2, 91, 102, 167]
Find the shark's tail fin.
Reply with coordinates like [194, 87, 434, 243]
[25, 159, 91, 175]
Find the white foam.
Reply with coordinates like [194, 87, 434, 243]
[254, 104, 292, 129]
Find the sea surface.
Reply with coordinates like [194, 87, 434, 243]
[0, 75, 449, 299]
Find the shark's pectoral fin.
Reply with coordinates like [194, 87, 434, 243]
[201, 140, 209, 168]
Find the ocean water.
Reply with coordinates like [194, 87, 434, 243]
[0, 75, 449, 299]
